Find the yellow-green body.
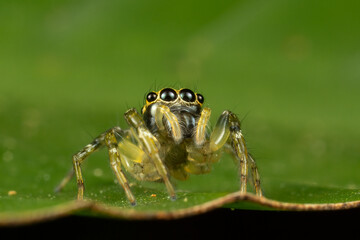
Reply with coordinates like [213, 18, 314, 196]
[55, 88, 262, 205]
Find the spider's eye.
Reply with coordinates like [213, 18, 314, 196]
[179, 89, 196, 102]
[146, 92, 158, 102]
[196, 93, 204, 104]
[160, 88, 177, 102]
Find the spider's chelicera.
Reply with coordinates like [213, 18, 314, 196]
[56, 88, 263, 205]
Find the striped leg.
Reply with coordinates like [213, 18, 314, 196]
[54, 130, 109, 196]
[248, 153, 263, 197]
[228, 111, 263, 196]
[185, 107, 215, 175]
[55, 127, 130, 201]
[228, 112, 248, 193]
[105, 129, 136, 205]
[209, 110, 263, 196]
[125, 108, 176, 200]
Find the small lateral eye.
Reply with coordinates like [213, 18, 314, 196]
[179, 89, 196, 102]
[160, 88, 177, 101]
[197, 93, 204, 104]
[146, 92, 157, 102]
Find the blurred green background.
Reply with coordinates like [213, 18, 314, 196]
[1, 0, 360, 212]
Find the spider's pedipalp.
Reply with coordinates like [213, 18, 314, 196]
[209, 110, 231, 152]
[154, 104, 182, 144]
[194, 107, 211, 146]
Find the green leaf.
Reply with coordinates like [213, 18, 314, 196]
[1, 0, 360, 225]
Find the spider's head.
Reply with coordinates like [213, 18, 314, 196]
[141, 88, 205, 139]
[141, 88, 204, 114]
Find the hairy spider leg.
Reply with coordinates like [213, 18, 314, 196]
[125, 108, 177, 200]
[54, 168, 74, 193]
[248, 153, 263, 196]
[229, 112, 248, 193]
[54, 129, 109, 194]
[104, 129, 136, 205]
[184, 107, 215, 174]
[210, 111, 262, 196]
[55, 127, 137, 204]
[223, 145, 263, 196]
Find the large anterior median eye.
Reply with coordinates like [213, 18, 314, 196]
[160, 88, 178, 101]
[179, 89, 196, 102]
[146, 92, 157, 102]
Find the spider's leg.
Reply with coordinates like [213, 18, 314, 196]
[154, 104, 182, 144]
[209, 111, 263, 196]
[54, 129, 112, 197]
[54, 127, 135, 201]
[184, 107, 214, 174]
[223, 144, 263, 196]
[54, 168, 75, 193]
[227, 111, 263, 196]
[125, 108, 176, 200]
[105, 129, 136, 205]
[248, 153, 263, 197]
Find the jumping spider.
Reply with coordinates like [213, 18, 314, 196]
[56, 88, 263, 205]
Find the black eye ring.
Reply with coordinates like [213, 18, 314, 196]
[196, 93, 204, 104]
[179, 89, 196, 102]
[146, 92, 158, 103]
[160, 88, 178, 102]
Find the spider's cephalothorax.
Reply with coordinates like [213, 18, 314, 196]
[55, 87, 263, 205]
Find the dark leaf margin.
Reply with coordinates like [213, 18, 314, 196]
[1, 192, 360, 226]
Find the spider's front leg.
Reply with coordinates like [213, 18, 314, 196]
[125, 108, 177, 200]
[105, 129, 136, 205]
[210, 111, 263, 196]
